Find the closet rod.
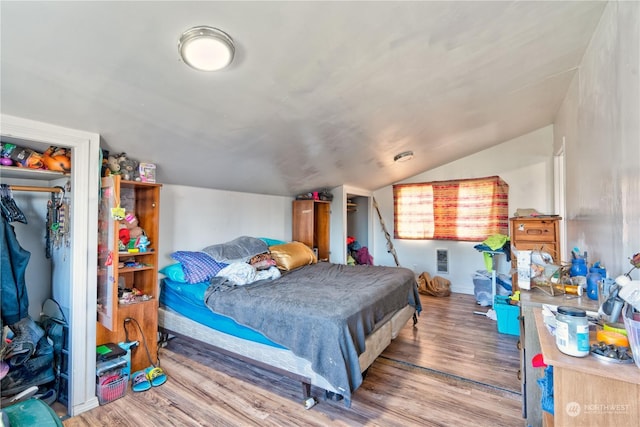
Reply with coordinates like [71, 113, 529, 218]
[8, 185, 63, 194]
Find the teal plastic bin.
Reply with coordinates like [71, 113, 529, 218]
[494, 295, 520, 336]
[1, 398, 63, 427]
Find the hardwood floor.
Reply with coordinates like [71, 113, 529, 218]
[63, 293, 523, 426]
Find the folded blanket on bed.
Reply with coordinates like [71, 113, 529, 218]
[204, 262, 421, 406]
[202, 236, 269, 263]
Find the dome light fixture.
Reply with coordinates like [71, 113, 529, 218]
[394, 151, 414, 163]
[178, 26, 235, 71]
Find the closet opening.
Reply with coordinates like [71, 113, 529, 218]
[1, 114, 101, 418]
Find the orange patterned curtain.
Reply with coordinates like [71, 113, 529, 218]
[393, 176, 509, 241]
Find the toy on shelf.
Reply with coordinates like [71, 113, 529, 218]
[1, 142, 45, 169]
[42, 146, 71, 172]
[118, 212, 147, 252]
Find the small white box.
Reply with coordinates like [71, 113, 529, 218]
[517, 250, 532, 290]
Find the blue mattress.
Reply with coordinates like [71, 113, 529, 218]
[159, 278, 283, 348]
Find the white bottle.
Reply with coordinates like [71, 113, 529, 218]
[555, 306, 589, 357]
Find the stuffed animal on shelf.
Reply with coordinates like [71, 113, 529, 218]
[118, 156, 139, 181]
[136, 235, 151, 252]
[118, 227, 130, 250]
[42, 146, 71, 173]
[107, 153, 122, 175]
[122, 212, 144, 240]
[118, 212, 144, 251]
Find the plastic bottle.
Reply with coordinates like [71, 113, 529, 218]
[586, 267, 603, 300]
[555, 306, 589, 357]
[569, 258, 587, 277]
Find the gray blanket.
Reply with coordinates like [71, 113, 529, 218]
[202, 236, 268, 263]
[204, 262, 421, 405]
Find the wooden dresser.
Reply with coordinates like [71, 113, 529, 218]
[509, 216, 562, 291]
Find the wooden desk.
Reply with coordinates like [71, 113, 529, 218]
[519, 291, 600, 426]
[534, 309, 640, 426]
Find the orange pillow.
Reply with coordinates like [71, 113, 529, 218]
[268, 242, 317, 271]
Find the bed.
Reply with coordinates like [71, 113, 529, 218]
[157, 238, 421, 407]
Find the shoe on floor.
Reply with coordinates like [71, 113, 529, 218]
[145, 366, 166, 387]
[1, 337, 55, 397]
[131, 371, 150, 392]
[1, 317, 46, 367]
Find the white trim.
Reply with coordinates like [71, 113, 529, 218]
[330, 185, 374, 264]
[0, 114, 100, 415]
[554, 138, 567, 263]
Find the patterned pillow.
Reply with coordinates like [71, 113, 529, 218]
[170, 251, 228, 284]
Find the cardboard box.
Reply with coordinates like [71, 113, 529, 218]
[138, 163, 156, 183]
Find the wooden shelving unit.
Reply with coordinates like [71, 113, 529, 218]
[96, 175, 162, 373]
[292, 199, 330, 261]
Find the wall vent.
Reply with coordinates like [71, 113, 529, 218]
[436, 249, 449, 274]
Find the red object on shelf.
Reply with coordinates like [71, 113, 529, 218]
[532, 353, 547, 368]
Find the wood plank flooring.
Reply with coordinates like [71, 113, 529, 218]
[63, 293, 523, 426]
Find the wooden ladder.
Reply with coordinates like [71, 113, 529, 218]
[372, 197, 400, 267]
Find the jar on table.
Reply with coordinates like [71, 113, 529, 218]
[569, 258, 587, 277]
[555, 306, 590, 357]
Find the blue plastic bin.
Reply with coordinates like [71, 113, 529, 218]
[494, 295, 520, 336]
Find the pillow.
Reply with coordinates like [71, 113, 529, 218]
[170, 251, 228, 284]
[258, 237, 287, 247]
[202, 236, 269, 263]
[269, 241, 317, 271]
[158, 263, 187, 283]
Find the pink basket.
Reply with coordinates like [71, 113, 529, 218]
[97, 374, 128, 405]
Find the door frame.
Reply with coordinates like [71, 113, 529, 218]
[0, 114, 101, 415]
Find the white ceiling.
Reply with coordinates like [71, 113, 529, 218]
[0, 1, 606, 196]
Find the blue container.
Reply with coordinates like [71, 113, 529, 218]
[586, 268, 602, 300]
[569, 258, 587, 277]
[494, 295, 520, 336]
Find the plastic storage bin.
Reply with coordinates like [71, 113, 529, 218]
[494, 295, 520, 336]
[473, 272, 492, 306]
[1, 398, 63, 427]
[97, 374, 128, 405]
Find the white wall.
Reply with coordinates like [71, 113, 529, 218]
[158, 184, 293, 268]
[372, 126, 555, 294]
[555, 1, 640, 278]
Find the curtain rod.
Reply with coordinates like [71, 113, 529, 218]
[8, 185, 64, 194]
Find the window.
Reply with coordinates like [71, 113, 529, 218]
[393, 176, 508, 241]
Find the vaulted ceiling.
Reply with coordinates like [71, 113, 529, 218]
[0, 1, 606, 196]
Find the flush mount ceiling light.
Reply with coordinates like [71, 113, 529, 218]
[394, 151, 414, 163]
[178, 26, 235, 71]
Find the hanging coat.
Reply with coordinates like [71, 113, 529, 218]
[1, 215, 31, 325]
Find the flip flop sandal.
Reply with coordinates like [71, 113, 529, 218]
[131, 370, 151, 392]
[145, 366, 166, 387]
